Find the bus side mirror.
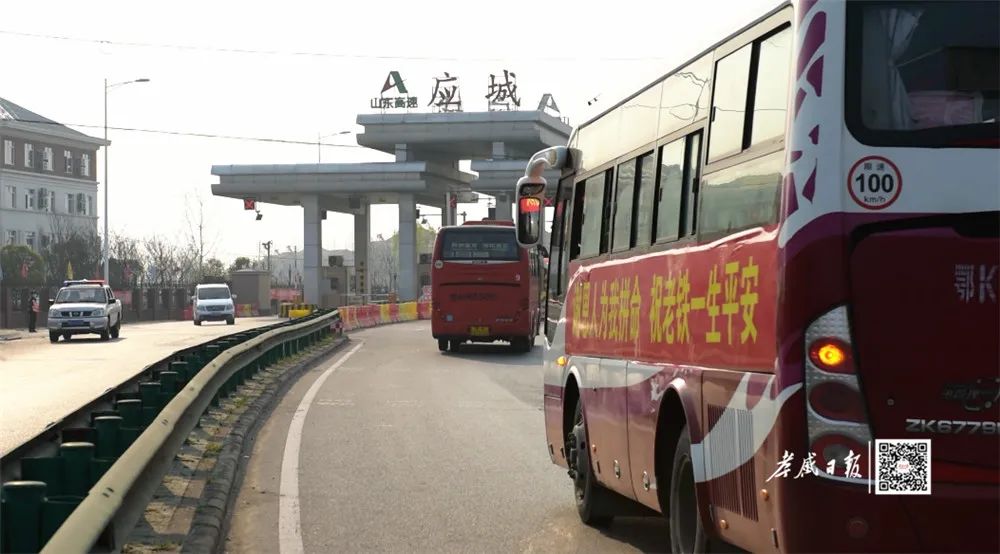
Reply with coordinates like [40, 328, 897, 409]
[515, 177, 545, 247]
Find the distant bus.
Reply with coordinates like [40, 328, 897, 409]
[513, 1, 999, 552]
[431, 220, 544, 353]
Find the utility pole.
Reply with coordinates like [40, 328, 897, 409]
[262, 240, 273, 274]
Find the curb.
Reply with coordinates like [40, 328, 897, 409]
[181, 335, 350, 553]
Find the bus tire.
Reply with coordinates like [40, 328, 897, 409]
[448, 340, 461, 353]
[438, 339, 448, 352]
[512, 337, 531, 352]
[669, 427, 708, 553]
[568, 401, 614, 527]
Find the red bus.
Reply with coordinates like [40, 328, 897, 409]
[431, 220, 544, 353]
[514, 1, 998, 552]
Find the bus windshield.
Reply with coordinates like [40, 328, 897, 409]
[439, 228, 520, 261]
[850, 0, 999, 146]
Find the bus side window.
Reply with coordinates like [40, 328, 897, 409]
[654, 131, 703, 242]
[573, 169, 610, 259]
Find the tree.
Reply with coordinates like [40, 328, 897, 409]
[228, 256, 251, 274]
[109, 231, 144, 289]
[142, 235, 182, 287]
[0, 245, 46, 285]
[42, 215, 102, 284]
[203, 258, 226, 280]
[183, 191, 219, 283]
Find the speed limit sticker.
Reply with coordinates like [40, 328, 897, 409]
[848, 156, 902, 210]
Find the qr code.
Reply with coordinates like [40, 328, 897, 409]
[875, 439, 931, 495]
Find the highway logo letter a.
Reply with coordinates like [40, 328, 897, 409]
[382, 71, 408, 94]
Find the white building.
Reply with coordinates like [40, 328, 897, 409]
[0, 97, 107, 251]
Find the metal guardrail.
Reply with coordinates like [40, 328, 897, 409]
[0, 309, 341, 554]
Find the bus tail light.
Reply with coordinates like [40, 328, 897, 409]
[805, 306, 871, 484]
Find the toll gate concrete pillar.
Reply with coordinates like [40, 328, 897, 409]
[398, 193, 418, 301]
[445, 191, 457, 226]
[354, 202, 370, 301]
[302, 195, 323, 306]
[494, 192, 512, 221]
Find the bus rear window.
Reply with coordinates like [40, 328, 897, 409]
[847, 0, 999, 147]
[440, 229, 520, 261]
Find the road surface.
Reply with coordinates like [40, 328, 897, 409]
[226, 320, 669, 554]
[0, 317, 282, 456]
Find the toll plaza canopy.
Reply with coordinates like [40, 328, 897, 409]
[211, 109, 570, 305]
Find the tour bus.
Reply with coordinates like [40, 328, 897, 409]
[513, 1, 998, 552]
[430, 220, 544, 353]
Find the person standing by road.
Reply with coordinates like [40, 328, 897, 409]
[28, 290, 39, 333]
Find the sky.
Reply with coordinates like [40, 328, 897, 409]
[1, 0, 778, 265]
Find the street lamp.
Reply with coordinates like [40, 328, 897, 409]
[103, 77, 150, 283]
[317, 130, 351, 163]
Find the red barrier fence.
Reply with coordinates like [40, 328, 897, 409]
[337, 301, 432, 331]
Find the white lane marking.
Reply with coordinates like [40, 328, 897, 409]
[279, 341, 364, 554]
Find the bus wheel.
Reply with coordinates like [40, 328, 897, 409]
[511, 337, 531, 352]
[448, 340, 461, 353]
[669, 427, 707, 553]
[438, 339, 448, 352]
[568, 401, 614, 527]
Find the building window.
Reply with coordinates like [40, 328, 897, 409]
[77, 193, 86, 215]
[3, 140, 12, 165]
[86, 195, 93, 216]
[42, 147, 53, 171]
[40, 233, 50, 249]
[47, 190, 55, 213]
[67, 193, 74, 214]
[5, 230, 16, 245]
[25, 231, 36, 250]
[24, 143, 34, 168]
[64, 150, 73, 174]
[4, 185, 14, 209]
[80, 154, 90, 176]
[25, 188, 36, 210]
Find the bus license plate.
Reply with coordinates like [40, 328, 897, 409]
[469, 326, 490, 336]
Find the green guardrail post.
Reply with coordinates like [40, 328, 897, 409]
[2, 480, 46, 553]
[159, 371, 179, 406]
[169, 361, 190, 387]
[116, 399, 143, 429]
[204, 344, 220, 362]
[40, 495, 82, 547]
[94, 415, 123, 460]
[139, 382, 161, 425]
[59, 442, 95, 497]
[21, 457, 64, 497]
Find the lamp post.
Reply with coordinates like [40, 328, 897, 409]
[317, 130, 351, 163]
[103, 77, 150, 283]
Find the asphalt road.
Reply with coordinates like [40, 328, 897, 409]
[225, 320, 669, 554]
[0, 316, 283, 456]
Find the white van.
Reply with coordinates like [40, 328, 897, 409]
[192, 283, 236, 326]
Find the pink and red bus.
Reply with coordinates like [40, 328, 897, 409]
[514, 1, 998, 552]
[431, 220, 544, 353]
